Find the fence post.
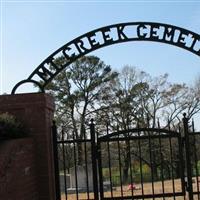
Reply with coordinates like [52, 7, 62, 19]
[52, 121, 61, 200]
[183, 113, 193, 200]
[90, 119, 99, 200]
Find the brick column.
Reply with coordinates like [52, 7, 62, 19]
[0, 93, 56, 200]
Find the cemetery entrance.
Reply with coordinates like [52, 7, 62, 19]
[11, 22, 200, 200]
[52, 115, 200, 200]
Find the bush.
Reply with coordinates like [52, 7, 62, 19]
[0, 113, 27, 139]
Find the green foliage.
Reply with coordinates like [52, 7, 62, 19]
[192, 160, 200, 176]
[102, 164, 152, 186]
[198, 161, 200, 175]
[0, 113, 27, 139]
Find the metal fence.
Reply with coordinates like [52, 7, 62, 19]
[52, 115, 200, 200]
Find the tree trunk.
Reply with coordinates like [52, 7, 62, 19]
[123, 141, 131, 183]
[152, 164, 158, 181]
[77, 143, 83, 165]
[123, 167, 129, 184]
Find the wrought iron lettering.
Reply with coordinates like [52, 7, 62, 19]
[62, 45, 78, 64]
[101, 28, 114, 43]
[74, 39, 89, 53]
[117, 25, 129, 40]
[137, 24, 149, 38]
[87, 32, 100, 48]
[47, 59, 60, 70]
[12, 22, 200, 94]
[150, 25, 160, 40]
[163, 27, 176, 42]
[192, 39, 200, 53]
[35, 65, 53, 81]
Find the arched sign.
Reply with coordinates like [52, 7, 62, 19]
[12, 22, 200, 94]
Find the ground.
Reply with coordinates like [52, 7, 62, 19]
[61, 178, 200, 200]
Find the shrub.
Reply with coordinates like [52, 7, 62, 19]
[0, 113, 27, 139]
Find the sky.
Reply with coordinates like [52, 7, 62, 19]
[1, 1, 200, 95]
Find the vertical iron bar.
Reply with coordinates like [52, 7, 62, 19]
[169, 135, 176, 199]
[178, 125, 186, 198]
[90, 119, 99, 200]
[97, 141, 104, 200]
[168, 122, 176, 200]
[183, 113, 194, 200]
[147, 129, 155, 199]
[107, 124, 113, 198]
[137, 125, 144, 200]
[83, 127, 90, 199]
[52, 121, 61, 200]
[117, 135, 123, 198]
[127, 131, 134, 198]
[72, 131, 79, 200]
[192, 120, 200, 200]
[157, 120, 165, 200]
[61, 129, 68, 200]
[193, 137, 200, 200]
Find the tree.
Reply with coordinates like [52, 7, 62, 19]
[46, 58, 200, 183]
[46, 55, 118, 165]
[96, 66, 151, 183]
[96, 65, 200, 183]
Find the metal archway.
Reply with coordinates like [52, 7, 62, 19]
[12, 22, 200, 94]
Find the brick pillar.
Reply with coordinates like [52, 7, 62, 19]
[0, 93, 56, 200]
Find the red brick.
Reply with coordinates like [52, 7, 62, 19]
[0, 94, 56, 200]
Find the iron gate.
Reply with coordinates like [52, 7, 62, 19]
[52, 115, 200, 200]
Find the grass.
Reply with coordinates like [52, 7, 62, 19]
[61, 177, 200, 200]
